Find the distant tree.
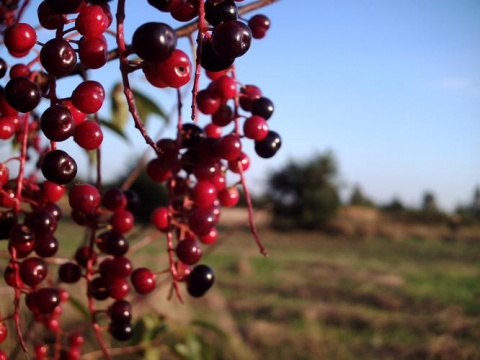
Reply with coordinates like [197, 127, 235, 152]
[348, 184, 375, 207]
[421, 191, 438, 213]
[266, 152, 341, 229]
[381, 197, 405, 212]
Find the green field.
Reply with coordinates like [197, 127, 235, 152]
[1, 222, 480, 359]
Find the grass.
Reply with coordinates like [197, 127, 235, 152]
[1, 221, 479, 359]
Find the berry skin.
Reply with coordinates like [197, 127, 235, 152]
[218, 186, 240, 207]
[101, 188, 127, 212]
[188, 208, 216, 236]
[40, 181, 65, 203]
[40, 105, 76, 142]
[40, 38, 77, 77]
[74, 120, 103, 150]
[192, 181, 217, 209]
[33, 288, 61, 314]
[45, 0, 85, 14]
[37, 1, 64, 29]
[211, 75, 237, 100]
[4, 76, 41, 113]
[205, 0, 238, 26]
[175, 238, 202, 265]
[109, 322, 133, 342]
[196, 89, 220, 115]
[212, 20, 252, 60]
[58, 262, 82, 283]
[146, 49, 192, 88]
[243, 115, 269, 140]
[78, 36, 108, 69]
[131, 268, 156, 294]
[69, 184, 101, 213]
[99, 231, 129, 257]
[109, 299, 132, 324]
[200, 38, 234, 72]
[71, 81, 105, 114]
[147, 0, 186, 12]
[41, 149, 77, 185]
[108, 278, 130, 300]
[76, 5, 108, 38]
[132, 22, 177, 62]
[248, 14, 271, 39]
[109, 210, 134, 234]
[0, 116, 17, 139]
[151, 207, 170, 232]
[254, 130, 282, 158]
[251, 96, 274, 120]
[186, 264, 215, 297]
[4, 23, 37, 55]
[0, 322, 7, 344]
[171, 0, 199, 22]
[217, 133, 242, 161]
[19, 257, 48, 287]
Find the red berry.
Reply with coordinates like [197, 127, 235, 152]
[198, 227, 218, 245]
[175, 238, 202, 265]
[40, 181, 65, 203]
[4, 23, 37, 55]
[196, 89, 221, 115]
[217, 133, 242, 161]
[40, 105, 76, 142]
[146, 49, 192, 88]
[68, 183, 101, 213]
[101, 188, 127, 212]
[108, 278, 130, 300]
[228, 151, 250, 173]
[74, 120, 103, 150]
[146, 157, 172, 182]
[248, 14, 271, 39]
[211, 75, 237, 100]
[109, 210, 134, 234]
[204, 123, 222, 138]
[243, 115, 268, 140]
[151, 207, 170, 232]
[218, 186, 240, 207]
[0, 116, 16, 139]
[71, 80, 105, 114]
[19, 257, 48, 287]
[192, 181, 217, 209]
[0, 322, 7, 343]
[130, 268, 156, 294]
[78, 36, 108, 69]
[40, 38, 77, 77]
[76, 5, 108, 38]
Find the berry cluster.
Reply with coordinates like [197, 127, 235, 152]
[0, 0, 281, 357]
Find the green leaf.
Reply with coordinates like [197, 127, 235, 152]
[110, 82, 129, 133]
[99, 118, 130, 143]
[131, 88, 168, 125]
[68, 295, 90, 320]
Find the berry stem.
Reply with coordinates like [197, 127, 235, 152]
[116, 0, 160, 155]
[191, 0, 205, 122]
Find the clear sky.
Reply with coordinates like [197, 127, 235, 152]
[3, 1, 480, 212]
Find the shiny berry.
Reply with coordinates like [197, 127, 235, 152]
[109, 322, 133, 341]
[254, 130, 281, 158]
[248, 14, 271, 39]
[101, 188, 127, 212]
[186, 264, 215, 297]
[212, 20, 252, 60]
[217, 133, 242, 161]
[109, 210, 134, 234]
[45, 0, 85, 14]
[148, 49, 192, 88]
[109, 300, 132, 324]
[131, 267, 156, 294]
[71, 80, 105, 114]
[4, 77, 41, 113]
[58, 262, 82, 283]
[171, 0, 199, 22]
[78, 36, 108, 69]
[40, 105, 75, 142]
[192, 181, 217, 209]
[132, 22, 177, 62]
[34, 288, 61, 314]
[74, 119, 103, 150]
[34, 234, 59, 257]
[251, 96, 274, 120]
[4, 23, 37, 55]
[89, 276, 109, 300]
[200, 38, 234, 72]
[19, 257, 47, 287]
[176, 238, 202, 265]
[40, 38, 77, 77]
[38, 1, 64, 29]
[196, 89, 220, 115]
[243, 115, 268, 140]
[188, 208, 216, 236]
[205, 0, 238, 26]
[41, 150, 77, 185]
[147, 0, 186, 12]
[68, 183, 101, 213]
[76, 5, 108, 38]
[151, 207, 170, 232]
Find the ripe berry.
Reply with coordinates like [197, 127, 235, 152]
[211, 104, 233, 127]
[132, 22, 177, 62]
[4, 23, 37, 55]
[45, 0, 85, 14]
[146, 158, 172, 182]
[176, 238, 202, 265]
[78, 36, 108, 69]
[192, 181, 217, 209]
[71, 81, 105, 114]
[34, 234, 59, 257]
[9, 63, 30, 78]
[248, 14, 271, 39]
[40, 181, 65, 203]
[147, 0, 186, 12]
[75, 246, 96, 268]
[147, 49, 192, 88]
[33, 288, 61, 314]
[211, 75, 237, 100]
[40, 38, 77, 77]
[41, 149, 77, 185]
[4, 77, 41, 113]
[151, 207, 170, 232]
[196, 89, 220, 115]
[217, 133, 242, 161]
[109, 210, 134, 234]
[218, 186, 240, 207]
[37, 1, 64, 29]
[0, 322, 7, 344]
[25, 207, 57, 235]
[204, 123, 222, 138]
[212, 20, 252, 60]
[171, 0, 199, 22]
[40, 105, 75, 142]
[76, 5, 108, 38]
[188, 208, 216, 236]
[101, 188, 127, 212]
[74, 119, 103, 150]
[109, 322, 133, 341]
[68, 183, 101, 213]
[131, 267, 156, 294]
[200, 38, 234, 72]
[198, 227, 218, 245]
[254, 130, 281, 158]
[180, 123, 205, 148]
[251, 96, 274, 120]
[186, 264, 215, 297]
[89, 276, 109, 300]
[243, 115, 268, 140]
[58, 262, 82, 283]
[19, 257, 47, 287]
[0, 116, 17, 139]
[108, 278, 130, 300]
[99, 231, 129, 257]
[205, 0, 238, 26]
[109, 300, 132, 324]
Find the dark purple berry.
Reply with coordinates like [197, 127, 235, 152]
[41, 149, 77, 185]
[254, 130, 281, 158]
[212, 20, 252, 60]
[132, 22, 177, 62]
[186, 264, 215, 297]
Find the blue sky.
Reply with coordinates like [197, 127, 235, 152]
[3, 1, 479, 211]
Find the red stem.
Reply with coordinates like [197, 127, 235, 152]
[190, 0, 206, 122]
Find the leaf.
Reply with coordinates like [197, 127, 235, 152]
[131, 88, 168, 125]
[68, 295, 90, 320]
[110, 82, 129, 133]
[99, 118, 130, 143]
